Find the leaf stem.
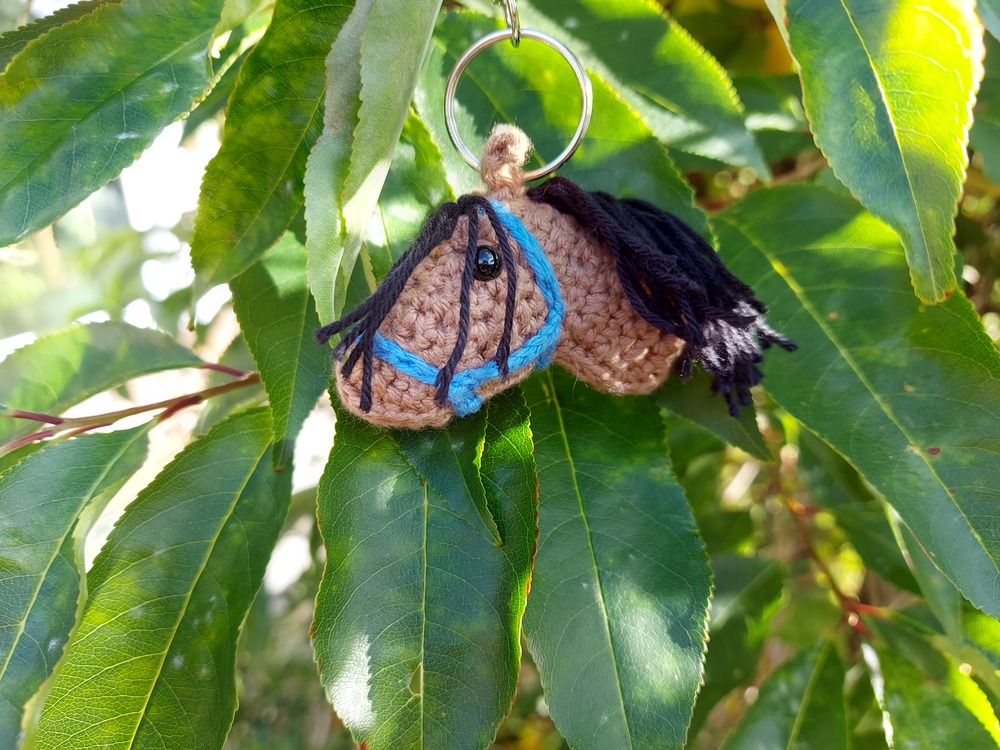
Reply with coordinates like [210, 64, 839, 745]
[0, 371, 262, 456]
[786, 498, 878, 638]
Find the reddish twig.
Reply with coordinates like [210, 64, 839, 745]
[786, 499, 881, 638]
[0, 371, 261, 455]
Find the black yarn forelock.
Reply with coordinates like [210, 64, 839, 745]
[528, 176, 795, 417]
[316, 194, 519, 413]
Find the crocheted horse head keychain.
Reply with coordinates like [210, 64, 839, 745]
[317, 13, 795, 429]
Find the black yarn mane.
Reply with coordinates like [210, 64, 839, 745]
[316, 194, 518, 412]
[528, 176, 795, 416]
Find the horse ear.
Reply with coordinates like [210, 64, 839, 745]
[528, 176, 795, 416]
[480, 124, 531, 199]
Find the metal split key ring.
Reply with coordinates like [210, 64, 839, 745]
[444, 14, 593, 182]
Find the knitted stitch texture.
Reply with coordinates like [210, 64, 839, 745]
[320, 123, 796, 427]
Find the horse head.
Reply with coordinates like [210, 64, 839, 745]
[318, 125, 794, 428]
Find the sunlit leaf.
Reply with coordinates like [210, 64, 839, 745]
[191, 0, 352, 289]
[716, 184, 1000, 619]
[0, 425, 149, 742]
[32, 408, 288, 749]
[312, 389, 536, 748]
[780, 0, 984, 302]
[230, 231, 329, 465]
[0, 0, 114, 71]
[0, 0, 226, 245]
[305, 0, 442, 324]
[522, 369, 710, 750]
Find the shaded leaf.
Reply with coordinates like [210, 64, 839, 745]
[655, 368, 769, 460]
[522, 369, 710, 750]
[306, 0, 442, 324]
[0, 425, 149, 743]
[0, 0, 226, 245]
[312, 389, 536, 749]
[971, 34, 1000, 184]
[0, 322, 202, 445]
[731, 74, 815, 165]
[0, 0, 114, 72]
[690, 554, 783, 738]
[32, 408, 288, 749]
[395, 408, 501, 546]
[191, 0, 352, 288]
[894, 519, 962, 643]
[721, 641, 847, 750]
[521, 0, 768, 175]
[981, 0, 1000, 42]
[868, 644, 997, 749]
[230, 231, 329, 465]
[715, 184, 1000, 620]
[781, 0, 984, 302]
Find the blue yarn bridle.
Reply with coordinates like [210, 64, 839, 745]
[370, 200, 564, 416]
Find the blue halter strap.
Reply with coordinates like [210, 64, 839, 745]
[371, 200, 564, 416]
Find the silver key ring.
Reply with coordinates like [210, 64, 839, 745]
[444, 28, 593, 182]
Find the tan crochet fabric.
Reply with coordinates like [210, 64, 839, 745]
[335, 125, 682, 427]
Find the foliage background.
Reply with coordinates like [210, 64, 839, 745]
[1, 0, 999, 748]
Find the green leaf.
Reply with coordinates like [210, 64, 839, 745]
[31, 408, 287, 750]
[715, 184, 1000, 620]
[190, 0, 352, 289]
[869, 645, 997, 749]
[690, 554, 783, 738]
[0, 0, 226, 245]
[731, 74, 815, 165]
[655, 369, 769, 460]
[230, 231, 329, 465]
[981, 0, 1000, 42]
[312, 389, 536, 749]
[306, 0, 443, 324]
[0, 425, 149, 742]
[395, 409, 501, 546]
[419, 11, 708, 235]
[338, 108, 456, 315]
[520, 0, 769, 176]
[304, 0, 370, 321]
[781, 0, 983, 302]
[180, 43, 249, 141]
[365, 110, 456, 272]
[0, 322, 202, 445]
[721, 641, 847, 750]
[522, 369, 711, 750]
[971, 34, 1000, 184]
[870, 616, 1000, 744]
[0, 0, 115, 72]
[893, 518, 962, 643]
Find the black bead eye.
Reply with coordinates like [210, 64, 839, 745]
[473, 245, 503, 281]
